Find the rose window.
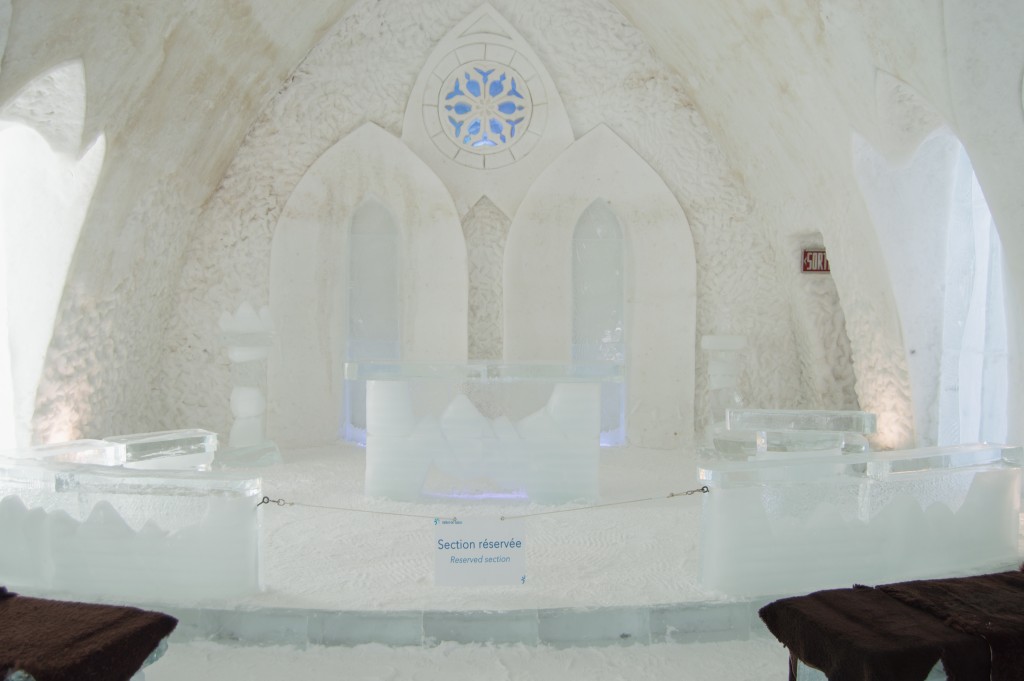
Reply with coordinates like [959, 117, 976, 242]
[436, 60, 533, 158]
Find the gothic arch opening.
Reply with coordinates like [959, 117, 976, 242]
[572, 199, 626, 445]
[343, 198, 402, 443]
[268, 123, 466, 448]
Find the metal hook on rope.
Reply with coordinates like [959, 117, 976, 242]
[667, 486, 710, 498]
[256, 496, 291, 508]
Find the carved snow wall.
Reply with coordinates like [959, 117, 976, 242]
[162, 0, 831, 449]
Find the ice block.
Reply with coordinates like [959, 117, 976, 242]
[698, 443, 1022, 597]
[715, 409, 878, 457]
[0, 454, 262, 602]
[3, 439, 127, 466]
[348, 362, 620, 503]
[104, 429, 217, 470]
[725, 409, 877, 434]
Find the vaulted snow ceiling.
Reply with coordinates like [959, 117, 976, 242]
[0, 0, 1022, 448]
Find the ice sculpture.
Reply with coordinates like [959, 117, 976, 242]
[218, 302, 281, 467]
[0, 454, 262, 602]
[348, 362, 621, 503]
[699, 443, 1023, 597]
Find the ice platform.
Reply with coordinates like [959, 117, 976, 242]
[4, 443, 1022, 651]
[0, 452, 261, 602]
[699, 443, 1023, 597]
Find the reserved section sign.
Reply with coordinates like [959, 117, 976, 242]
[434, 517, 527, 587]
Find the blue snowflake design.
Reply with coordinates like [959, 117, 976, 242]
[441, 61, 531, 153]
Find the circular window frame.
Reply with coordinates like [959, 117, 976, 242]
[424, 46, 544, 169]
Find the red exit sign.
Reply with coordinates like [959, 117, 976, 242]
[802, 249, 830, 273]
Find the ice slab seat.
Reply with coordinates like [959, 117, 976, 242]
[104, 428, 217, 470]
[346, 362, 622, 503]
[0, 455, 261, 603]
[714, 409, 877, 456]
[725, 409, 877, 433]
[2, 439, 127, 466]
[698, 443, 1023, 597]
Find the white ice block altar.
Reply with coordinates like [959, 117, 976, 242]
[346, 362, 623, 503]
[0, 453, 262, 602]
[698, 443, 1023, 597]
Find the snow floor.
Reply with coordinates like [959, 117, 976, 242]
[233, 443, 717, 613]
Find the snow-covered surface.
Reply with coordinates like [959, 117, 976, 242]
[235, 443, 712, 613]
[145, 637, 791, 681]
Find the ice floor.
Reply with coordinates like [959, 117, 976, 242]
[145, 637, 791, 680]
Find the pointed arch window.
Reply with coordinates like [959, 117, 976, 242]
[343, 198, 401, 443]
[572, 199, 626, 445]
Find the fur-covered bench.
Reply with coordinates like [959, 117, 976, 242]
[0, 587, 177, 681]
[759, 569, 1024, 681]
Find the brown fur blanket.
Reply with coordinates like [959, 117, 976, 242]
[0, 586, 177, 681]
[880, 570, 1024, 681]
[759, 584, 989, 681]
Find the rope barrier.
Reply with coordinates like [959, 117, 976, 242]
[499, 486, 709, 520]
[256, 496, 454, 521]
[256, 485, 709, 521]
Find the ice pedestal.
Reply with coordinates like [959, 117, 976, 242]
[347, 362, 621, 503]
[701, 335, 746, 435]
[218, 302, 281, 467]
[698, 443, 1023, 597]
[0, 455, 262, 602]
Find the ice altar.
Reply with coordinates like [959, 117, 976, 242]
[699, 409, 1023, 597]
[0, 435, 262, 603]
[347, 362, 623, 503]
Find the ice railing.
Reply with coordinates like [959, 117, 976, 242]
[698, 408, 1023, 597]
[0, 431, 262, 603]
[346, 361, 623, 503]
